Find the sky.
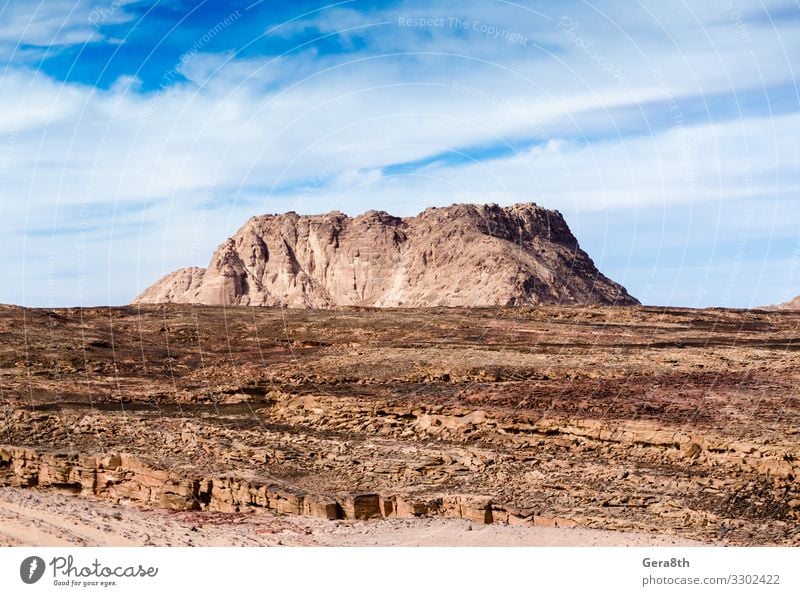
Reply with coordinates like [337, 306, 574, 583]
[0, 0, 798, 308]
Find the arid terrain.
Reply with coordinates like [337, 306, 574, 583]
[1, 303, 799, 545]
[0, 487, 701, 547]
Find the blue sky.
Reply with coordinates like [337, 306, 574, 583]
[1, 0, 798, 307]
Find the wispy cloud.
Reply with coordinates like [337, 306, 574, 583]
[0, 0, 798, 307]
[0, 0, 141, 56]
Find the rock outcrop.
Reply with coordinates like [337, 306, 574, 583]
[134, 203, 638, 307]
[775, 296, 800, 310]
[758, 295, 800, 310]
[0, 446, 517, 525]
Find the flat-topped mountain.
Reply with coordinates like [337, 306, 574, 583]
[134, 203, 638, 307]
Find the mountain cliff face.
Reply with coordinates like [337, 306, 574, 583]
[134, 203, 638, 307]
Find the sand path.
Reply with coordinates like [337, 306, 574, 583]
[0, 488, 707, 547]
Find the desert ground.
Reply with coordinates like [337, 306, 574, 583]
[1, 304, 799, 546]
[0, 487, 701, 547]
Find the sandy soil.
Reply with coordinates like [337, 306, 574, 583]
[0, 488, 705, 547]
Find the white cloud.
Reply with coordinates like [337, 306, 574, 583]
[0, 0, 798, 306]
[0, 0, 140, 53]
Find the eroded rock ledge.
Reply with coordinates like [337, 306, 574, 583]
[0, 447, 576, 527]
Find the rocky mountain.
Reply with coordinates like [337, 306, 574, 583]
[765, 295, 800, 310]
[757, 291, 800, 310]
[784, 296, 800, 309]
[134, 203, 638, 307]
